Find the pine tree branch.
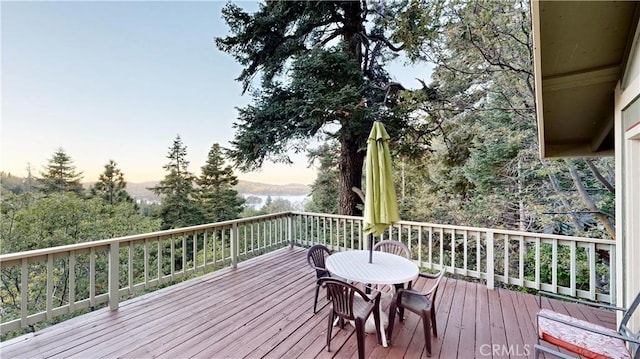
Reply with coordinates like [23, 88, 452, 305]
[564, 159, 615, 238]
[366, 33, 405, 52]
[584, 159, 615, 194]
[540, 159, 583, 231]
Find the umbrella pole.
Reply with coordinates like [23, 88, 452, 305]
[369, 233, 373, 263]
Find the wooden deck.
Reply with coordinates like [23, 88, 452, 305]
[0, 247, 616, 358]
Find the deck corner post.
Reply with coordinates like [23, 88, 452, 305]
[231, 222, 238, 269]
[288, 215, 294, 248]
[486, 231, 495, 290]
[109, 242, 120, 311]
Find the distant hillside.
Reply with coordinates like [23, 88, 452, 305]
[2, 174, 310, 202]
[126, 182, 161, 202]
[235, 180, 310, 195]
[124, 180, 310, 201]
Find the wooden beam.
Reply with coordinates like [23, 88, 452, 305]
[543, 65, 620, 92]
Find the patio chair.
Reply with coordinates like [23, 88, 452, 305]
[307, 244, 332, 314]
[374, 240, 413, 291]
[535, 291, 640, 359]
[317, 277, 382, 359]
[387, 269, 446, 357]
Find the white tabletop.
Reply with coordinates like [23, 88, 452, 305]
[325, 250, 419, 285]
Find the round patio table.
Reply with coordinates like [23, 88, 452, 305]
[325, 250, 418, 286]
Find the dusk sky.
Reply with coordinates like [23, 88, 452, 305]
[1, 1, 432, 185]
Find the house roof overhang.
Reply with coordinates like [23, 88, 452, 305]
[532, 0, 640, 158]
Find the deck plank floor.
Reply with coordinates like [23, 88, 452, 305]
[1, 247, 616, 358]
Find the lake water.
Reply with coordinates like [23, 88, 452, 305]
[242, 194, 310, 210]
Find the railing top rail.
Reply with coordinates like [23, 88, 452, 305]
[0, 212, 293, 262]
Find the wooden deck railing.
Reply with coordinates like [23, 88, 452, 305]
[291, 212, 615, 303]
[0, 211, 615, 335]
[0, 213, 292, 335]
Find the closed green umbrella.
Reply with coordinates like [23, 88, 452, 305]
[363, 121, 400, 263]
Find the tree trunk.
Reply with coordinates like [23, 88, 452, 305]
[337, 1, 366, 216]
[338, 136, 365, 216]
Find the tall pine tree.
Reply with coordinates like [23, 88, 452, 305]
[196, 144, 245, 222]
[150, 135, 204, 229]
[90, 160, 134, 205]
[39, 148, 84, 195]
[216, 1, 433, 215]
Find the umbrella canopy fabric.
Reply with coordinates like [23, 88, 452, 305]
[363, 121, 400, 236]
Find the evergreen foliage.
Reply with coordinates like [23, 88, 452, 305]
[90, 160, 134, 205]
[391, 0, 614, 237]
[150, 135, 204, 229]
[216, 1, 426, 216]
[38, 148, 84, 196]
[0, 192, 160, 254]
[305, 142, 340, 214]
[196, 143, 245, 222]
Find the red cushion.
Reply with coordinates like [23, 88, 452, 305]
[537, 309, 631, 359]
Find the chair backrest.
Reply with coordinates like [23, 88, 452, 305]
[619, 291, 640, 355]
[307, 244, 331, 279]
[318, 278, 372, 321]
[373, 240, 410, 259]
[422, 270, 446, 300]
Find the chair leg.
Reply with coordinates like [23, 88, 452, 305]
[387, 300, 397, 341]
[373, 307, 382, 345]
[399, 306, 405, 322]
[394, 283, 404, 292]
[355, 318, 366, 359]
[326, 311, 334, 352]
[422, 312, 432, 357]
[430, 307, 437, 337]
[314, 284, 320, 314]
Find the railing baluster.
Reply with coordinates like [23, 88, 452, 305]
[193, 231, 197, 270]
[439, 228, 444, 269]
[157, 237, 162, 283]
[128, 241, 134, 293]
[417, 226, 422, 264]
[21, 258, 28, 329]
[463, 230, 468, 274]
[144, 238, 149, 288]
[231, 222, 238, 268]
[343, 219, 347, 251]
[535, 237, 541, 290]
[182, 235, 187, 276]
[451, 229, 456, 270]
[476, 231, 481, 274]
[109, 242, 119, 311]
[428, 227, 433, 268]
[350, 219, 355, 250]
[69, 251, 76, 312]
[46, 254, 53, 320]
[570, 240, 577, 296]
[609, 245, 616, 304]
[487, 231, 495, 290]
[518, 236, 524, 286]
[552, 239, 558, 292]
[90, 247, 96, 307]
[170, 235, 175, 279]
[589, 242, 596, 300]
[504, 234, 509, 284]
